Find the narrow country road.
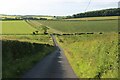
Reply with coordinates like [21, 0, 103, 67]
[22, 34, 77, 78]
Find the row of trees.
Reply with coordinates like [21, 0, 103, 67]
[66, 8, 120, 18]
[23, 17, 47, 20]
[2, 17, 47, 20]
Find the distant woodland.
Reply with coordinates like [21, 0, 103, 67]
[66, 8, 120, 18]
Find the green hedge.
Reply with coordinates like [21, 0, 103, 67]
[2, 40, 55, 78]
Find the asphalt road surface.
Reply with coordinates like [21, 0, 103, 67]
[22, 34, 77, 78]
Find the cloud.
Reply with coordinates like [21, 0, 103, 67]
[0, 0, 119, 15]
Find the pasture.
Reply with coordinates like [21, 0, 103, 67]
[1, 20, 37, 34]
[31, 20, 118, 33]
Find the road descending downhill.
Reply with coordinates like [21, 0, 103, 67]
[22, 34, 77, 78]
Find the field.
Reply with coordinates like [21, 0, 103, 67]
[1, 16, 119, 78]
[65, 16, 119, 21]
[30, 20, 118, 33]
[33, 16, 55, 20]
[26, 16, 118, 78]
[1, 20, 55, 78]
[57, 33, 118, 78]
[0, 15, 54, 20]
[1, 20, 37, 34]
[0, 15, 20, 19]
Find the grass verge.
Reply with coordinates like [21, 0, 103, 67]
[57, 33, 118, 78]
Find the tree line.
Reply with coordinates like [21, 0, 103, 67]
[66, 8, 120, 18]
[2, 17, 47, 20]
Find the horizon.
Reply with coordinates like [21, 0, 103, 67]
[0, 0, 119, 16]
[1, 8, 119, 17]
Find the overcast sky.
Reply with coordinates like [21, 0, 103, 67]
[0, 0, 119, 16]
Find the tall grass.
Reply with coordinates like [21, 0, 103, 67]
[57, 33, 118, 78]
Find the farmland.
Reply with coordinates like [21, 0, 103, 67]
[30, 19, 118, 33]
[1, 15, 119, 78]
[57, 33, 118, 78]
[26, 16, 118, 78]
[65, 16, 119, 21]
[1, 20, 37, 34]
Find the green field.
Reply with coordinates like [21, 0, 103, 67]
[30, 20, 118, 33]
[57, 33, 118, 78]
[1, 20, 37, 34]
[1, 18, 118, 34]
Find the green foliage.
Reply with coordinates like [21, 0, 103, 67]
[25, 20, 49, 34]
[41, 26, 49, 34]
[2, 34, 54, 78]
[57, 33, 118, 78]
[2, 40, 55, 78]
[68, 8, 120, 18]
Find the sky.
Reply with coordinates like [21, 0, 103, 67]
[0, 0, 119, 16]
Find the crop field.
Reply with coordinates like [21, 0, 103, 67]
[65, 16, 119, 21]
[31, 20, 118, 33]
[57, 33, 118, 78]
[0, 15, 20, 19]
[1, 20, 37, 34]
[33, 16, 55, 20]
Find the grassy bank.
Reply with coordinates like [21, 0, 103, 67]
[2, 40, 55, 78]
[57, 33, 118, 78]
